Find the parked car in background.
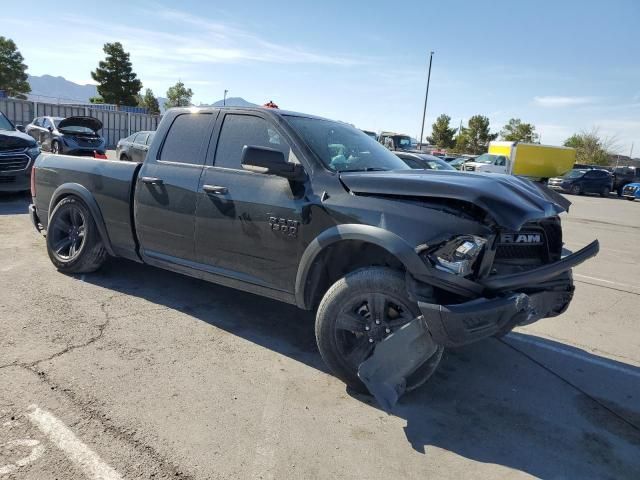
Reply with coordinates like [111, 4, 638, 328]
[395, 152, 456, 170]
[622, 183, 640, 201]
[116, 131, 155, 162]
[0, 110, 40, 192]
[612, 166, 640, 196]
[548, 168, 612, 196]
[447, 157, 471, 170]
[378, 131, 413, 151]
[463, 142, 575, 181]
[25, 116, 106, 156]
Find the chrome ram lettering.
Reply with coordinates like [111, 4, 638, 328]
[500, 233, 543, 245]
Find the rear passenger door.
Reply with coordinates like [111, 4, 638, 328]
[135, 112, 216, 262]
[194, 112, 306, 292]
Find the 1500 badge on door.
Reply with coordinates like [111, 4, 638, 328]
[268, 216, 299, 238]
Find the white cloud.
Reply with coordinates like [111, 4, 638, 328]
[533, 96, 597, 107]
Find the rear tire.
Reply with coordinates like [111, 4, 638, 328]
[315, 267, 443, 394]
[46, 197, 107, 273]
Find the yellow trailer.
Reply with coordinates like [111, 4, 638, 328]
[463, 141, 576, 180]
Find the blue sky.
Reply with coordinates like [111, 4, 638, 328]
[4, 0, 639, 154]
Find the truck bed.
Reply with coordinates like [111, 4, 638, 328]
[33, 154, 142, 261]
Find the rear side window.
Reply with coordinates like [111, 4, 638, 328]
[136, 133, 149, 145]
[159, 113, 212, 165]
[214, 114, 291, 169]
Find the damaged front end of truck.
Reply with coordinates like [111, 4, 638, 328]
[336, 171, 599, 410]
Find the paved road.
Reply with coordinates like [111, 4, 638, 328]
[1, 192, 639, 479]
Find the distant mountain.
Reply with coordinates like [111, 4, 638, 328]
[27, 75, 97, 103]
[207, 97, 257, 108]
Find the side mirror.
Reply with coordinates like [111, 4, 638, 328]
[48, 126, 53, 132]
[241, 145, 305, 181]
[16, 125, 25, 132]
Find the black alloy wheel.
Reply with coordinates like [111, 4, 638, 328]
[49, 203, 86, 261]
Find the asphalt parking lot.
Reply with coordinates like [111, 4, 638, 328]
[1, 191, 639, 479]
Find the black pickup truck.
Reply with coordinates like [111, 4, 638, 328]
[30, 107, 599, 409]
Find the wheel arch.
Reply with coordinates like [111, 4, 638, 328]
[295, 224, 426, 310]
[48, 183, 115, 256]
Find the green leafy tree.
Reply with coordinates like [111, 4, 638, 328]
[89, 96, 104, 104]
[0, 37, 31, 99]
[564, 129, 614, 166]
[138, 88, 160, 115]
[427, 114, 456, 149]
[165, 81, 193, 108]
[459, 115, 497, 154]
[500, 118, 539, 143]
[90, 42, 142, 107]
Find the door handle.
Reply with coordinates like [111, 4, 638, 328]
[141, 176, 163, 185]
[203, 184, 228, 195]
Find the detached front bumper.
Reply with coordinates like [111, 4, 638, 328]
[419, 279, 573, 347]
[412, 240, 599, 347]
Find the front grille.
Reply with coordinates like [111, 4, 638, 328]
[0, 176, 16, 183]
[0, 151, 30, 171]
[494, 219, 562, 265]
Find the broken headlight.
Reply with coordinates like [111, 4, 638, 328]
[428, 235, 487, 276]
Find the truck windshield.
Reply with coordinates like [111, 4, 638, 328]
[285, 116, 410, 172]
[0, 112, 15, 131]
[396, 137, 412, 149]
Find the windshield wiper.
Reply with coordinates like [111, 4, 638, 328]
[337, 167, 389, 173]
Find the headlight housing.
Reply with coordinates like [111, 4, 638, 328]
[427, 235, 487, 277]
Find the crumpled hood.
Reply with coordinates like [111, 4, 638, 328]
[340, 170, 571, 231]
[0, 129, 37, 150]
[57, 116, 103, 133]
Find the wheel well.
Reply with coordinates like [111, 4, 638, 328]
[303, 240, 405, 310]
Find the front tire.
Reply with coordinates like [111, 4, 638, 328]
[570, 184, 582, 195]
[46, 197, 107, 273]
[600, 186, 610, 197]
[315, 267, 443, 394]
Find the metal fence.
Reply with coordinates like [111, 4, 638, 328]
[0, 98, 161, 148]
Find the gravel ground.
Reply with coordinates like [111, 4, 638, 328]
[1, 191, 639, 479]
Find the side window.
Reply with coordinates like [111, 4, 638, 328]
[130, 133, 140, 143]
[146, 132, 155, 145]
[214, 114, 291, 169]
[495, 156, 506, 166]
[33, 118, 42, 127]
[42, 118, 52, 129]
[159, 113, 212, 165]
[136, 133, 149, 145]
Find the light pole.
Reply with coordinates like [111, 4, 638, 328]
[419, 51, 434, 150]
[223, 89, 228, 106]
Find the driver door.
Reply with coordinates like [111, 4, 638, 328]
[194, 112, 307, 292]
